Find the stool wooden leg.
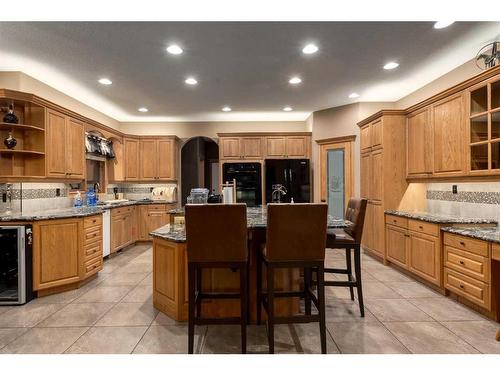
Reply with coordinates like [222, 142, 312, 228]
[316, 265, 327, 354]
[196, 267, 202, 318]
[267, 263, 275, 354]
[304, 267, 312, 316]
[346, 248, 355, 300]
[354, 245, 365, 317]
[256, 252, 262, 325]
[188, 263, 196, 354]
[240, 264, 247, 354]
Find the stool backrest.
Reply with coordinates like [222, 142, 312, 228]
[185, 203, 248, 263]
[344, 198, 368, 243]
[265, 203, 328, 262]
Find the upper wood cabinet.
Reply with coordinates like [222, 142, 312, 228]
[360, 125, 371, 152]
[265, 135, 310, 158]
[46, 109, 85, 179]
[139, 137, 177, 181]
[360, 119, 382, 153]
[218, 133, 311, 160]
[107, 137, 125, 182]
[220, 136, 263, 160]
[124, 137, 139, 181]
[406, 107, 433, 178]
[432, 92, 466, 176]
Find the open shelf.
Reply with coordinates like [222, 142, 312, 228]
[0, 122, 45, 132]
[0, 149, 45, 155]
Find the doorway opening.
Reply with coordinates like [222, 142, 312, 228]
[180, 137, 219, 205]
[317, 135, 355, 218]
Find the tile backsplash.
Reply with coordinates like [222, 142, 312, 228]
[0, 182, 178, 214]
[426, 182, 500, 223]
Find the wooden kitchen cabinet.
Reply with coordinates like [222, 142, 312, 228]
[220, 137, 242, 159]
[139, 137, 177, 180]
[46, 109, 85, 179]
[371, 150, 383, 202]
[124, 137, 140, 180]
[265, 135, 310, 158]
[432, 92, 466, 176]
[360, 125, 371, 152]
[360, 152, 371, 199]
[107, 137, 125, 182]
[386, 224, 409, 269]
[33, 218, 83, 291]
[219, 136, 263, 160]
[408, 231, 441, 286]
[139, 204, 171, 240]
[407, 107, 433, 178]
[111, 206, 138, 253]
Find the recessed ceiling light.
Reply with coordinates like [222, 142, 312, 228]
[222, 106, 232, 112]
[138, 107, 148, 112]
[185, 77, 198, 85]
[383, 61, 399, 70]
[289, 77, 302, 84]
[166, 44, 183, 55]
[98, 78, 112, 85]
[434, 21, 455, 29]
[283, 106, 293, 112]
[302, 44, 318, 55]
[348, 93, 360, 99]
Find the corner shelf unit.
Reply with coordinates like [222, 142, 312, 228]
[0, 94, 46, 178]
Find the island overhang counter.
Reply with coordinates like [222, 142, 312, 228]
[150, 206, 348, 322]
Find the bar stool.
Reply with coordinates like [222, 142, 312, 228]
[256, 203, 328, 354]
[185, 203, 248, 354]
[325, 198, 367, 317]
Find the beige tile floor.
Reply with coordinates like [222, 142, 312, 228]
[0, 243, 499, 354]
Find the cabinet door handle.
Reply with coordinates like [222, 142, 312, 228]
[459, 260, 465, 265]
[460, 241, 465, 246]
[459, 284, 465, 289]
[419, 225, 423, 230]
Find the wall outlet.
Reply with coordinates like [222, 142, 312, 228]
[56, 188, 61, 197]
[452, 185, 458, 194]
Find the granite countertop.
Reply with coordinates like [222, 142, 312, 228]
[441, 226, 500, 244]
[384, 210, 497, 225]
[0, 199, 178, 222]
[152, 205, 349, 242]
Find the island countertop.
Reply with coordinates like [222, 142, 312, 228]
[152, 206, 349, 242]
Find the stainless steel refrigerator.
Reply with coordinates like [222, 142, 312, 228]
[265, 159, 310, 203]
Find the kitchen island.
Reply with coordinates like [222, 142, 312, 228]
[151, 206, 348, 322]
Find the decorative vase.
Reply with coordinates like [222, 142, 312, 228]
[3, 104, 19, 124]
[4, 133, 17, 149]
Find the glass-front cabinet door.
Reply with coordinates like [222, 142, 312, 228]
[469, 78, 500, 173]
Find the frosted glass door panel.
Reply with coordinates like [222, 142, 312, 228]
[327, 149, 345, 218]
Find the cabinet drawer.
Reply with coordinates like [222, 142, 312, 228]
[444, 268, 491, 311]
[84, 215, 102, 229]
[84, 226, 102, 243]
[443, 233, 489, 257]
[84, 241, 102, 261]
[444, 246, 489, 282]
[112, 206, 133, 216]
[84, 256, 102, 278]
[385, 215, 408, 229]
[147, 204, 166, 211]
[492, 243, 500, 261]
[408, 219, 439, 237]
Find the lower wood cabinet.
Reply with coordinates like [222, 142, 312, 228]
[139, 204, 171, 241]
[362, 201, 384, 258]
[111, 206, 138, 253]
[384, 215, 442, 287]
[33, 218, 84, 291]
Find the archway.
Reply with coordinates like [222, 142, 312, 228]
[180, 136, 219, 205]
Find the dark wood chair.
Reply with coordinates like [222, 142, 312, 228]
[256, 203, 328, 354]
[185, 203, 248, 354]
[324, 198, 368, 317]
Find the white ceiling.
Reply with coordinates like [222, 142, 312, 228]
[0, 22, 499, 122]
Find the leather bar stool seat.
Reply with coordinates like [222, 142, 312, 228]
[185, 203, 249, 354]
[256, 203, 328, 354]
[324, 198, 368, 317]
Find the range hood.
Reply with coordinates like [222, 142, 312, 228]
[85, 132, 115, 160]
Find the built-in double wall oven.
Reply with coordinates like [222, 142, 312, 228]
[222, 162, 262, 206]
[0, 225, 34, 305]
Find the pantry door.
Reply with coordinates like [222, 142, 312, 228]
[318, 136, 355, 219]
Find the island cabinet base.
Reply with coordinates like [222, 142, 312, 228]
[153, 233, 300, 322]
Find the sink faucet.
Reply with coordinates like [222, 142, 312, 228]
[271, 184, 287, 203]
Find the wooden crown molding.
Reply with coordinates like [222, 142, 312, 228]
[217, 132, 312, 137]
[0, 88, 180, 141]
[315, 135, 356, 145]
[358, 64, 500, 125]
